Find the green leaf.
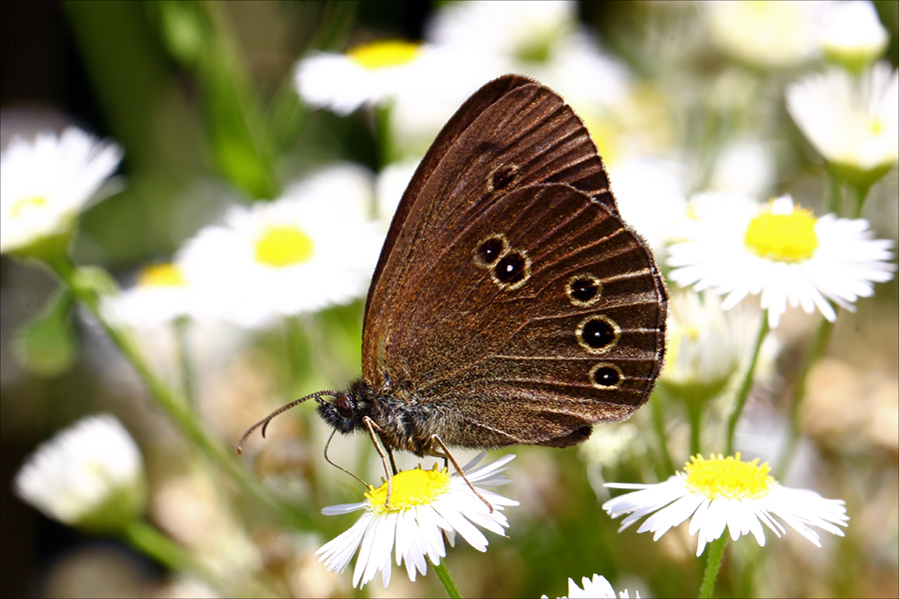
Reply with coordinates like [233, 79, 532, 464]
[14, 288, 78, 377]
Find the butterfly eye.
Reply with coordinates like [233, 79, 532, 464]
[488, 163, 520, 193]
[475, 235, 508, 266]
[333, 394, 356, 418]
[566, 275, 603, 306]
[590, 362, 622, 389]
[576, 315, 620, 353]
[492, 251, 531, 289]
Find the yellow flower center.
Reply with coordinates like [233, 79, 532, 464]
[254, 225, 314, 267]
[137, 263, 187, 288]
[366, 467, 451, 514]
[744, 203, 819, 263]
[348, 40, 421, 70]
[867, 115, 885, 137]
[683, 453, 774, 500]
[11, 195, 48, 218]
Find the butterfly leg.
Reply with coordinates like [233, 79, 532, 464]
[322, 428, 370, 488]
[363, 416, 396, 508]
[430, 435, 494, 513]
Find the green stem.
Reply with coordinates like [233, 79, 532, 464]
[433, 559, 463, 599]
[122, 519, 271, 597]
[698, 535, 728, 599]
[687, 401, 703, 458]
[826, 168, 843, 215]
[174, 316, 196, 406]
[725, 313, 769, 455]
[650, 389, 677, 477]
[122, 518, 203, 574]
[851, 181, 872, 219]
[775, 317, 835, 480]
[47, 254, 310, 529]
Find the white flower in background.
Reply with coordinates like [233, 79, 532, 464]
[820, 1, 888, 71]
[14, 414, 146, 533]
[609, 156, 687, 259]
[429, 0, 574, 69]
[705, 1, 824, 69]
[427, 0, 629, 109]
[101, 262, 203, 328]
[542, 573, 639, 599]
[1, 126, 122, 256]
[604, 453, 849, 557]
[705, 138, 776, 199]
[661, 290, 757, 402]
[294, 40, 433, 115]
[375, 158, 418, 227]
[316, 453, 518, 588]
[786, 62, 898, 180]
[668, 194, 895, 328]
[179, 165, 382, 327]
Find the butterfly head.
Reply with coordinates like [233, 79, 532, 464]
[316, 381, 373, 434]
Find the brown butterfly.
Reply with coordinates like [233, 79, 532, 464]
[240, 74, 667, 492]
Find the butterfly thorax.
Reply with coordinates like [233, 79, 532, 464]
[317, 379, 448, 456]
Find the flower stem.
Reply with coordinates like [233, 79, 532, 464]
[651, 389, 677, 477]
[433, 559, 463, 599]
[122, 518, 202, 575]
[687, 401, 703, 457]
[46, 254, 311, 529]
[775, 317, 835, 480]
[851, 181, 872, 219]
[725, 313, 769, 455]
[174, 316, 196, 406]
[827, 168, 843, 215]
[698, 535, 728, 599]
[122, 519, 270, 597]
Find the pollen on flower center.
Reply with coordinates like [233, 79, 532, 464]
[683, 453, 774, 499]
[366, 468, 451, 514]
[11, 195, 48, 217]
[744, 204, 819, 262]
[348, 40, 421, 70]
[137, 263, 187, 288]
[254, 225, 314, 267]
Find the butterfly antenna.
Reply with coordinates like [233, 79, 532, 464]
[237, 390, 341, 454]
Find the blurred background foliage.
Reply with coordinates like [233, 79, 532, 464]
[1, 1, 898, 597]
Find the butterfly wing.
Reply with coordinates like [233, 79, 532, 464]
[362, 76, 666, 449]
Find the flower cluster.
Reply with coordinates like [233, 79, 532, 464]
[4, 1, 896, 597]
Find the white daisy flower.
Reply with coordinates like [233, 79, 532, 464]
[315, 453, 518, 588]
[14, 414, 146, 533]
[786, 62, 898, 180]
[609, 156, 687, 259]
[375, 158, 418, 228]
[426, 0, 629, 109]
[294, 40, 435, 116]
[1, 126, 122, 256]
[178, 165, 382, 327]
[820, 1, 888, 71]
[705, 1, 824, 69]
[667, 194, 895, 328]
[542, 573, 639, 599]
[101, 262, 203, 328]
[661, 290, 758, 399]
[603, 453, 849, 557]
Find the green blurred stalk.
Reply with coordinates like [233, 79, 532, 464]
[45, 253, 311, 530]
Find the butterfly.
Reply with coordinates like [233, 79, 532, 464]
[240, 74, 667, 492]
